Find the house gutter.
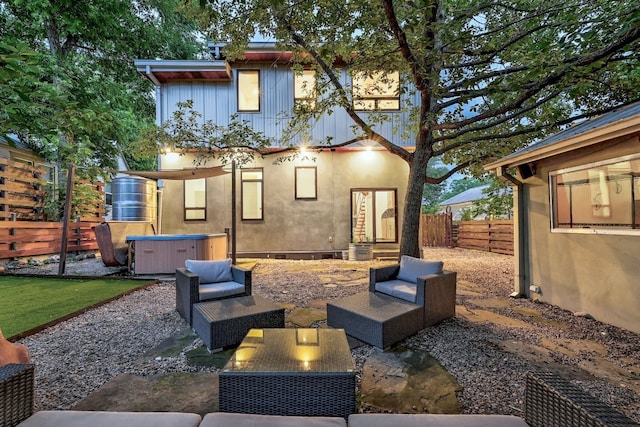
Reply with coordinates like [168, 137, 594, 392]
[496, 166, 528, 297]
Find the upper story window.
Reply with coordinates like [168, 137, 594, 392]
[352, 71, 400, 111]
[294, 70, 316, 109]
[238, 70, 260, 112]
[550, 154, 640, 234]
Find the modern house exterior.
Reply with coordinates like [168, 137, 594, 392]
[134, 42, 417, 259]
[485, 101, 640, 334]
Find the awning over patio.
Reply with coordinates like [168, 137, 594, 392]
[118, 166, 229, 180]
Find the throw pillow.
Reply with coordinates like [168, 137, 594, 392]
[397, 255, 443, 282]
[185, 259, 233, 283]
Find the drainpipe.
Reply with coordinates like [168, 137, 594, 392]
[496, 166, 527, 297]
[155, 84, 163, 234]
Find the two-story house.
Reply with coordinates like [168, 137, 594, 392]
[134, 42, 418, 259]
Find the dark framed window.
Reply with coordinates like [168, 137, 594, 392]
[241, 168, 263, 220]
[295, 166, 317, 200]
[294, 69, 316, 109]
[352, 71, 400, 111]
[184, 178, 206, 221]
[351, 188, 397, 243]
[550, 154, 640, 234]
[237, 70, 260, 112]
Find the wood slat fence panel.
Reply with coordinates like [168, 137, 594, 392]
[421, 212, 454, 248]
[0, 220, 101, 260]
[0, 158, 46, 221]
[456, 220, 514, 255]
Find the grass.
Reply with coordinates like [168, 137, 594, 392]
[0, 276, 152, 339]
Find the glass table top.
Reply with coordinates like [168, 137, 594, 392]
[222, 328, 355, 374]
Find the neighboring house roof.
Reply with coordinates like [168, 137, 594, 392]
[439, 185, 489, 206]
[485, 101, 640, 170]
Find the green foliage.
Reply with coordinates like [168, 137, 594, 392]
[422, 160, 450, 213]
[0, 0, 205, 174]
[135, 100, 275, 167]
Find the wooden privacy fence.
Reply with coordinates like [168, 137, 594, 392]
[0, 157, 46, 221]
[0, 157, 105, 222]
[420, 214, 514, 255]
[0, 220, 101, 260]
[421, 212, 454, 248]
[456, 220, 514, 255]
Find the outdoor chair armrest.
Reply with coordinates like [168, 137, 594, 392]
[0, 363, 35, 427]
[175, 267, 200, 327]
[231, 266, 252, 295]
[369, 264, 400, 292]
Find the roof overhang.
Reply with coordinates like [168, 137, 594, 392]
[484, 113, 640, 171]
[134, 60, 232, 85]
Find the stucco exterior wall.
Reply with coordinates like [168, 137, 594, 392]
[157, 149, 408, 256]
[523, 136, 640, 333]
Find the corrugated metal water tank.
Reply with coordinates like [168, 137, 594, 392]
[112, 176, 157, 222]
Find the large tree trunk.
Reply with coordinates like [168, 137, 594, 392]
[399, 147, 432, 258]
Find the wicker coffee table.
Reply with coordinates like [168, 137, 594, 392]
[192, 296, 284, 351]
[219, 328, 356, 419]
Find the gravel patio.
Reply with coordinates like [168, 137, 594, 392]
[9, 248, 640, 421]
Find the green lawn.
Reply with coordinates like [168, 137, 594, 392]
[0, 276, 151, 339]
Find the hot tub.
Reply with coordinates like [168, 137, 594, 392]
[126, 233, 228, 275]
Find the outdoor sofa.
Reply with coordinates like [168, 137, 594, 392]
[4, 362, 638, 427]
[175, 259, 252, 326]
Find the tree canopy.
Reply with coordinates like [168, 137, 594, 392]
[184, 0, 640, 257]
[0, 0, 205, 176]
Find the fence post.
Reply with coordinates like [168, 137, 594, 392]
[58, 164, 75, 275]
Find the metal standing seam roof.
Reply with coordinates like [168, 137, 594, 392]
[490, 101, 640, 166]
[439, 185, 490, 206]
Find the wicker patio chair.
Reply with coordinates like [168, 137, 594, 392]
[0, 363, 34, 427]
[175, 259, 252, 326]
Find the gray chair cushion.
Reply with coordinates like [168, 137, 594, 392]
[348, 414, 529, 427]
[200, 413, 347, 427]
[185, 259, 233, 283]
[397, 255, 443, 283]
[199, 281, 246, 300]
[16, 411, 202, 427]
[375, 279, 417, 303]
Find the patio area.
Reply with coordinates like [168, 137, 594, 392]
[10, 248, 640, 422]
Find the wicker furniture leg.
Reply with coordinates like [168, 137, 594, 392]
[0, 364, 34, 427]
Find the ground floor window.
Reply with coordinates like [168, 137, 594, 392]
[242, 168, 263, 220]
[184, 178, 206, 220]
[351, 189, 397, 243]
[550, 154, 640, 234]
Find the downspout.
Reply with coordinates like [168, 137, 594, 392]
[496, 166, 527, 297]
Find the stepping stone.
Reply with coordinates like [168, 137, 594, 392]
[361, 348, 461, 414]
[287, 308, 326, 327]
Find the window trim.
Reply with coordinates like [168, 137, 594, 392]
[237, 69, 261, 112]
[352, 71, 400, 112]
[549, 153, 640, 235]
[241, 168, 264, 221]
[184, 178, 207, 221]
[350, 188, 398, 243]
[295, 166, 317, 200]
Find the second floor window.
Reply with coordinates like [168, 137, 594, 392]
[238, 70, 260, 112]
[294, 69, 316, 109]
[352, 71, 400, 111]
